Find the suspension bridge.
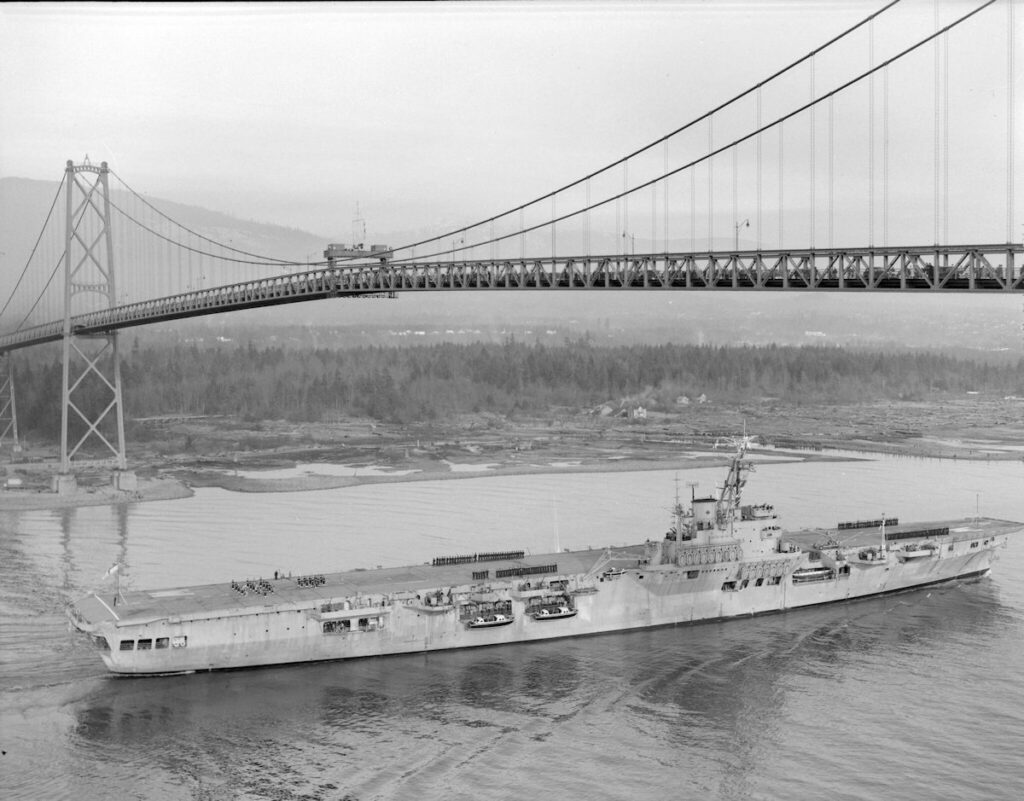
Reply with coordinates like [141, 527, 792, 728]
[0, 0, 1019, 482]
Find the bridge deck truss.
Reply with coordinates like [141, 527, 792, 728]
[0, 243, 1020, 354]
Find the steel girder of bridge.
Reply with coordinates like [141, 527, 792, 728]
[0, 353, 18, 449]
[0, 243, 1020, 354]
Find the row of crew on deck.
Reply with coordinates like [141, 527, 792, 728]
[296, 574, 326, 588]
[230, 579, 275, 596]
[431, 550, 526, 567]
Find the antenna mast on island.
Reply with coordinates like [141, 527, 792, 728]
[352, 203, 367, 249]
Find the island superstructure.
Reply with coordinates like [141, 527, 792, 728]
[68, 437, 1018, 675]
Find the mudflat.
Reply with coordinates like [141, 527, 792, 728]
[3, 398, 1022, 511]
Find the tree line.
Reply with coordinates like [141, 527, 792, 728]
[10, 339, 1023, 442]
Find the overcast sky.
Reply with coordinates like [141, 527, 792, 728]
[1, 1, 1020, 249]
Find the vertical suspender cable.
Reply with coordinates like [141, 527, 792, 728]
[869, 18, 876, 249]
[520, 209, 524, 260]
[708, 116, 714, 249]
[124, 194, 130, 303]
[585, 178, 591, 256]
[551, 195, 556, 259]
[154, 213, 161, 298]
[143, 198, 148, 297]
[651, 178, 656, 255]
[129, 194, 135, 302]
[663, 140, 669, 253]
[779, 121, 784, 248]
[690, 160, 696, 252]
[757, 86, 762, 250]
[810, 55, 816, 250]
[616, 196, 621, 255]
[624, 161, 629, 251]
[732, 142, 738, 251]
[149, 210, 156, 297]
[934, 0, 940, 245]
[829, 94, 835, 249]
[167, 216, 174, 298]
[883, 65, 889, 248]
[130, 194, 137, 299]
[1009, 0, 1015, 246]
[177, 214, 183, 296]
[943, 31, 948, 245]
[154, 212, 160, 298]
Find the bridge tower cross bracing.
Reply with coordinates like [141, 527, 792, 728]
[57, 159, 130, 489]
[0, 353, 18, 452]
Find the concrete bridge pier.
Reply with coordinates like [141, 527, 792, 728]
[52, 473, 78, 495]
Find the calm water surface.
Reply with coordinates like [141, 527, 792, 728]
[2, 454, 1023, 801]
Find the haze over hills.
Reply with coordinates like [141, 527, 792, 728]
[1, 176, 1020, 354]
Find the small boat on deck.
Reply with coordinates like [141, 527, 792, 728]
[791, 566, 834, 583]
[896, 543, 939, 562]
[530, 606, 577, 621]
[466, 614, 514, 629]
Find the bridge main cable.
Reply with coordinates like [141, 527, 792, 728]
[414, 0, 998, 264]
[0, 174, 65, 326]
[108, 171, 306, 266]
[371, 0, 905, 265]
[105, 192, 312, 268]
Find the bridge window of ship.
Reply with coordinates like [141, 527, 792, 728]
[971, 541, 979, 548]
[722, 581, 738, 592]
[93, 636, 109, 651]
[119, 640, 134, 651]
[755, 578, 764, 587]
[137, 639, 152, 650]
[686, 570, 700, 579]
[155, 637, 169, 649]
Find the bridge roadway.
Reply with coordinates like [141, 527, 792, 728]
[1, 243, 1021, 353]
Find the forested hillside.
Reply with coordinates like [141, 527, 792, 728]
[10, 341, 1022, 441]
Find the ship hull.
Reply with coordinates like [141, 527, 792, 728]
[72, 532, 1006, 676]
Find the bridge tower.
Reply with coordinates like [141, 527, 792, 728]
[56, 159, 132, 493]
[0, 353, 18, 453]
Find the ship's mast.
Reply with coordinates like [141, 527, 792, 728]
[714, 434, 757, 525]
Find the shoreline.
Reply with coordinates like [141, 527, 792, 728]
[0, 445, 982, 511]
[171, 452, 823, 494]
[4, 398, 1023, 512]
[0, 476, 194, 511]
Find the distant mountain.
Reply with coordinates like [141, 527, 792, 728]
[0, 175, 330, 276]
[1, 176, 1020, 351]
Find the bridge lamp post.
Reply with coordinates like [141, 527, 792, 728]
[622, 231, 635, 255]
[734, 219, 749, 251]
